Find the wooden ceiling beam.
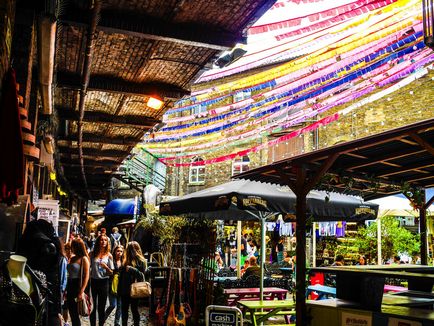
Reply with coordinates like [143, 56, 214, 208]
[56, 108, 160, 128]
[378, 162, 434, 178]
[58, 133, 139, 146]
[347, 149, 425, 171]
[56, 72, 189, 99]
[58, 146, 129, 158]
[59, 9, 245, 50]
[408, 132, 434, 156]
[60, 158, 120, 168]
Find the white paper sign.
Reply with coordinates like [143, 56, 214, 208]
[38, 199, 59, 229]
[388, 318, 421, 326]
[341, 311, 372, 326]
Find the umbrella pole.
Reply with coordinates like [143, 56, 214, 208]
[260, 218, 266, 302]
[237, 220, 242, 278]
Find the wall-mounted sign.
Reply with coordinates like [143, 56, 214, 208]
[341, 311, 372, 326]
[206, 305, 242, 326]
[38, 199, 59, 230]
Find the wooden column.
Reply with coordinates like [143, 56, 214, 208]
[420, 190, 427, 265]
[295, 165, 307, 326]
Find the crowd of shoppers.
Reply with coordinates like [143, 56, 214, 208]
[62, 231, 147, 326]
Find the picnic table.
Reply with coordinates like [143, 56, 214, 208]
[237, 299, 295, 326]
[224, 287, 288, 306]
[306, 284, 336, 300]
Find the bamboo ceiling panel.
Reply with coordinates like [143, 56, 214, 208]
[100, 144, 131, 151]
[91, 32, 155, 79]
[56, 25, 86, 73]
[52, 0, 276, 198]
[85, 91, 123, 114]
[102, 0, 265, 32]
[54, 89, 78, 111]
[104, 125, 145, 137]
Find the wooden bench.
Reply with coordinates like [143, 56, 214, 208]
[238, 299, 295, 326]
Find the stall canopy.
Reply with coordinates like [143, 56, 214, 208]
[103, 198, 136, 216]
[159, 179, 378, 302]
[235, 118, 434, 326]
[368, 195, 434, 218]
[159, 179, 378, 221]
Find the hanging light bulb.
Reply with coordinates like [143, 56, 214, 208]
[147, 96, 164, 110]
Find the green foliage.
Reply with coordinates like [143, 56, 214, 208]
[135, 212, 216, 262]
[135, 212, 187, 259]
[354, 216, 420, 262]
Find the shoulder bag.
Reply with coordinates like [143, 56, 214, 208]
[130, 264, 152, 298]
[77, 259, 94, 317]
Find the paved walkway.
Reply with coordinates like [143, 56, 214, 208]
[73, 305, 290, 325]
[74, 306, 152, 326]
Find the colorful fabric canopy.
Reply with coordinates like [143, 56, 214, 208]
[140, 0, 433, 167]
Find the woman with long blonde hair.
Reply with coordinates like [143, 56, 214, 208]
[118, 241, 147, 326]
[90, 234, 114, 326]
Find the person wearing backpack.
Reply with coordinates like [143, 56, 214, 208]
[110, 227, 123, 252]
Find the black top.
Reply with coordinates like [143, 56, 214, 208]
[117, 260, 146, 297]
[242, 265, 261, 279]
[241, 237, 248, 256]
[0, 262, 47, 326]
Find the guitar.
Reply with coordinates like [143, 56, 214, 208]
[155, 268, 172, 326]
[175, 268, 186, 325]
[167, 270, 177, 326]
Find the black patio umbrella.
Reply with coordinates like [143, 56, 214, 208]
[159, 179, 378, 301]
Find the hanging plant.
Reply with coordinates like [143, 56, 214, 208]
[400, 182, 424, 210]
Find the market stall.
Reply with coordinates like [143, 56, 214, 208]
[235, 119, 434, 326]
[159, 179, 377, 303]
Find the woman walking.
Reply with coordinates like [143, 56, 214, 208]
[66, 238, 90, 326]
[104, 244, 124, 326]
[118, 241, 147, 326]
[90, 234, 114, 326]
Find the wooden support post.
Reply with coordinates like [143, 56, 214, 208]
[420, 190, 427, 265]
[295, 165, 307, 326]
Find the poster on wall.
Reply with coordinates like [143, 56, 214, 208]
[341, 311, 372, 326]
[38, 199, 59, 231]
[388, 318, 421, 326]
[57, 219, 71, 243]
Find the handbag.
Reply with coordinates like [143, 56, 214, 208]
[77, 292, 93, 317]
[77, 259, 93, 317]
[130, 281, 152, 298]
[111, 273, 119, 295]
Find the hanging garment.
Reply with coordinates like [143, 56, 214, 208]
[0, 68, 24, 204]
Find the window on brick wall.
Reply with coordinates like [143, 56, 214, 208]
[232, 155, 250, 176]
[233, 90, 251, 103]
[189, 157, 205, 184]
[192, 104, 207, 115]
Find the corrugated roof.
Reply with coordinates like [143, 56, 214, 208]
[54, 0, 276, 198]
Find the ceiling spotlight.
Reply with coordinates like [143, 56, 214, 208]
[147, 96, 164, 110]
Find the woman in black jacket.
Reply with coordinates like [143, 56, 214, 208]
[118, 241, 147, 326]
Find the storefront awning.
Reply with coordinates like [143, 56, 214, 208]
[103, 198, 136, 216]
